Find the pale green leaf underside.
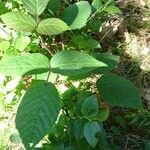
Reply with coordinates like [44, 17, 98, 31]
[84, 121, 101, 148]
[22, 0, 49, 15]
[0, 12, 37, 32]
[0, 53, 49, 76]
[96, 75, 143, 109]
[16, 81, 60, 148]
[61, 1, 91, 29]
[37, 18, 70, 36]
[50, 50, 107, 76]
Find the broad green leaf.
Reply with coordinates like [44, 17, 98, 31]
[0, 12, 37, 32]
[0, 41, 10, 51]
[104, 5, 121, 14]
[92, 0, 103, 10]
[0, 53, 49, 76]
[96, 75, 143, 109]
[61, 1, 91, 29]
[73, 119, 84, 140]
[88, 19, 103, 32]
[93, 53, 119, 74]
[16, 80, 60, 148]
[84, 121, 101, 148]
[75, 91, 93, 116]
[71, 35, 101, 49]
[37, 18, 70, 36]
[81, 95, 99, 119]
[15, 36, 31, 52]
[50, 50, 107, 76]
[22, 0, 49, 15]
[62, 86, 78, 102]
[47, 0, 61, 13]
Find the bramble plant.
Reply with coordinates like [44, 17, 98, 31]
[0, 0, 143, 149]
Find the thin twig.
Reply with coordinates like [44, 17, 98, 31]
[87, 0, 113, 22]
[46, 70, 51, 82]
[39, 36, 53, 55]
[124, 137, 129, 150]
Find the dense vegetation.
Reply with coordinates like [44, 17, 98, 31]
[0, 0, 149, 149]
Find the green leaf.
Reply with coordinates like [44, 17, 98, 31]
[47, 0, 61, 13]
[81, 95, 99, 119]
[0, 2, 8, 15]
[16, 80, 60, 148]
[22, 0, 49, 15]
[61, 1, 91, 29]
[0, 53, 49, 76]
[92, 0, 103, 10]
[50, 50, 107, 76]
[84, 121, 101, 148]
[93, 53, 119, 74]
[0, 41, 10, 51]
[96, 75, 143, 109]
[71, 35, 101, 49]
[73, 119, 84, 140]
[98, 108, 109, 122]
[37, 18, 70, 36]
[0, 12, 37, 32]
[104, 5, 121, 14]
[15, 36, 31, 52]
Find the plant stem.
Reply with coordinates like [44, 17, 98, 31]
[39, 35, 54, 55]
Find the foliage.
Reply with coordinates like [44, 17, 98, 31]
[0, 0, 144, 149]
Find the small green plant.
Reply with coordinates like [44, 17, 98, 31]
[0, 0, 143, 149]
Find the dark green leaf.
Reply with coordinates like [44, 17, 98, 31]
[84, 121, 101, 148]
[92, 0, 103, 10]
[47, 0, 60, 13]
[81, 95, 99, 119]
[61, 1, 91, 29]
[93, 53, 119, 74]
[50, 50, 107, 76]
[98, 108, 109, 122]
[16, 80, 60, 148]
[73, 119, 84, 140]
[71, 35, 101, 49]
[96, 75, 143, 109]
[0, 53, 49, 76]
[0, 12, 37, 32]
